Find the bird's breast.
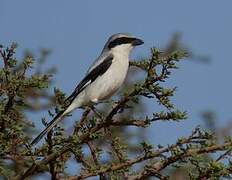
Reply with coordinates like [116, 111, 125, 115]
[86, 55, 129, 102]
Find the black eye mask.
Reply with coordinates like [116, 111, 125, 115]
[108, 37, 135, 49]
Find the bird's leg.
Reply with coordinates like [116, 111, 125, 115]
[100, 99, 118, 109]
[100, 99, 113, 104]
[89, 105, 104, 121]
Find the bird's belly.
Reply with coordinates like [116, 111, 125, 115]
[86, 60, 129, 102]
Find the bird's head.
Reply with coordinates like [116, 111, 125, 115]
[103, 33, 144, 55]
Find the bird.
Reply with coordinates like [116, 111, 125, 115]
[30, 33, 144, 146]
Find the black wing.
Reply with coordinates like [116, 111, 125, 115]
[65, 54, 113, 104]
[30, 55, 113, 146]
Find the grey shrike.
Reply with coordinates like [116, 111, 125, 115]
[31, 33, 144, 146]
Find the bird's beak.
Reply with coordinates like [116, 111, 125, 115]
[132, 38, 144, 46]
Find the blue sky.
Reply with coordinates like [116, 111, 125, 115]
[1, 0, 232, 161]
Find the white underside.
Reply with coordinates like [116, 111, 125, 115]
[64, 46, 131, 115]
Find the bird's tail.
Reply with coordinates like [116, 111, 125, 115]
[30, 111, 65, 146]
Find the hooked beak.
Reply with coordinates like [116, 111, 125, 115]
[132, 38, 144, 46]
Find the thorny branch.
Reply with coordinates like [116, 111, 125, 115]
[68, 139, 232, 179]
[2, 42, 232, 180]
[14, 48, 189, 179]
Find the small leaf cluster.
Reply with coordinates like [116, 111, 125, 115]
[0, 43, 55, 177]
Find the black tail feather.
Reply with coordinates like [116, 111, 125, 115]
[30, 111, 64, 146]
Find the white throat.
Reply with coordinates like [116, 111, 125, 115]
[111, 44, 133, 58]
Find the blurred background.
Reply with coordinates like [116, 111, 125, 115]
[1, 0, 232, 178]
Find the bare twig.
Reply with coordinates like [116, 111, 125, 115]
[67, 141, 232, 180]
